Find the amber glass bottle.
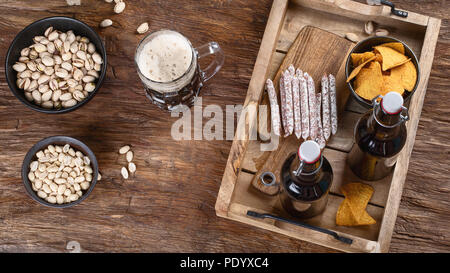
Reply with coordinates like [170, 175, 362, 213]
[280, 140, 333, 219]
[348, 92, 409, 181]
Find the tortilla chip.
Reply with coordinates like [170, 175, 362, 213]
[382, 71, 404, 96]
[336, 199, 359, 226]
[346, 56, 377, 82]
[380, 42, 405, 55]
[341, 183, 374, 221]
[390, 60, 417, 91]
[336, 200, 376, 226]
[354, 61, 384, 101]
[358, 210, 377, 225]
[351, 52, 375, 66]
[374, 46, 409, 71]
[375, 52, 383, 63]
[336, 183, 376, 226]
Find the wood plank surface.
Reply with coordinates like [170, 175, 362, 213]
[0, 0, 448, 253]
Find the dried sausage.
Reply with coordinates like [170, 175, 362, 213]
[315, 93, 326, 149]
[298, 71, 309, 140]
[288, 64, 295, 76]
[321, 75, 331, 140]
[305, 72, 317, 140]
[292, 75, 301, 138]
[279, 72, 288, 134]
[329, 74, 338, 135]
[280, 71, 294, 137]
[283, 70, 294, 136]
[265, 79, 281, 136]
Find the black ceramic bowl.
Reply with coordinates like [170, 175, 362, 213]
[345, 36, 420, 108]
[22, 136, 98, 208]
[5, 16, 107, 114]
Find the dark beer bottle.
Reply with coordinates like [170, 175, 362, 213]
[280, 140, 333, 219]
[348, 92, 409, 181]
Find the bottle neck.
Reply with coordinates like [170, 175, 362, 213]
[371, 102, 402, 128]
[291, 156, 322, 182]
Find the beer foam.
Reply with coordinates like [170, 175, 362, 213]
[138, 32, 193, 83]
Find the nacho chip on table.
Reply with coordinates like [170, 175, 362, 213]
[354, 61, 384, 101]
[374, 45, 409, 71]
[336, 199, 376, 226]
[341, 183, 374, 220]
[336, 182, 376, 226]
[336, 199, 359, 226]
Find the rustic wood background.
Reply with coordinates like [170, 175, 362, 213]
[0, 0, 448, 253]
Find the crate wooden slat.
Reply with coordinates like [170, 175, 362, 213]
[215, 0, 441, 253]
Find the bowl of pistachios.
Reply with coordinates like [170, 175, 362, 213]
[22, 136, 99, 208]
[5, 16, 107, 113]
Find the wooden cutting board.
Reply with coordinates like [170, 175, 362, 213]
[251, 26, 354, 194]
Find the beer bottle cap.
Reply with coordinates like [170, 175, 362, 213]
[381, 92, 404, 115]
[298, 140, 321, 164]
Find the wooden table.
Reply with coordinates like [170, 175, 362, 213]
[0, 0, 448, 253]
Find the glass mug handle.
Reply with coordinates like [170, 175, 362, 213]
[195, 42, 224, 82]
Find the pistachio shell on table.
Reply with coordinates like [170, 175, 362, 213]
[99, 19, 113, 28]
[375, 28, 389, 36]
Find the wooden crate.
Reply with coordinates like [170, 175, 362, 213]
[215, 0, 441, 253]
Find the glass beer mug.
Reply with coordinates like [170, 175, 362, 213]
[135, 29, 224, 111]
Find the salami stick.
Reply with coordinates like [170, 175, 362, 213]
[280, 71, 294, 137]
[279, 72, 288, 133]
[266, 79, 281, 136]
[316, 93, 326, 149]
[329, 74, 338, 135]
[284, 70, 294, 136]
[321, 75, 331, 140]
[292, 75, 301, 139]
[288, 64, 295, 76]
[305, 72, 317, 140]
[298, 70, 309, 140]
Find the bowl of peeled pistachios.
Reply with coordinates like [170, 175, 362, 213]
[5, 16, 107, 113]
[22, 136, 99, 208]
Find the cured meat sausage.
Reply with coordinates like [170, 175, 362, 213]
[280, 70, 294, 137]
[321, 75, 331, 140]
[288, 64, 295, 76]
[315, 93, 326, 149]
[266, 79, 281, 136]
[292, 75, 301, 139]
[279, 72, 288, 133]
[305, 72, 317, 140]
[329, 74, 338, 135]
[298, 70, 309, 140]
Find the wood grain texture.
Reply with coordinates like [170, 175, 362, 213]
[0, 0, 448, 253]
